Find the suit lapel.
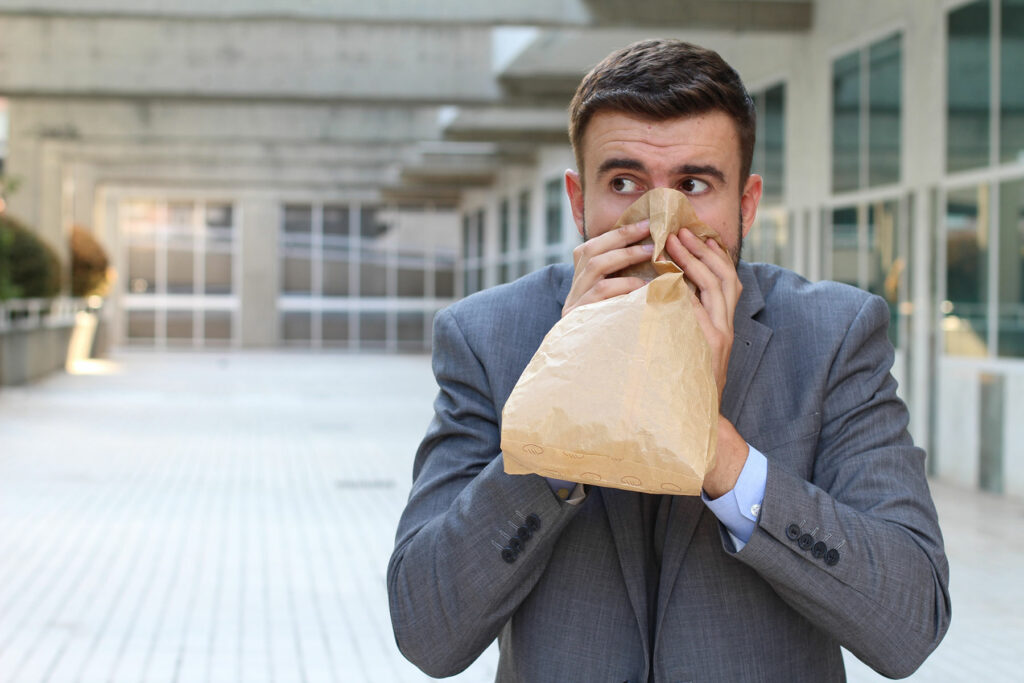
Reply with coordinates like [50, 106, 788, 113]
[653, 495, 705, 640]
[597, 487, 650, 656]
[654, 263, 772, 637]
[720, 263, 772, 423]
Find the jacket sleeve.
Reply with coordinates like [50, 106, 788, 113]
[733, 294, 951, 679]
[386, 307, 583, 678]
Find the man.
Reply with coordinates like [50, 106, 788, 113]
[388, 39, 950, 681]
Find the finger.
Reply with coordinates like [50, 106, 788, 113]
[582, 242, 655, 279]
[575, 219, 651, 266]
[665, 234, 730, 330]
[568, 241, 652, 303]
[566, 276, 647, 314]
[674, 232, 741, 322]
[695, 236, 742, 320]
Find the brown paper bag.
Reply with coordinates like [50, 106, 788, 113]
[613, 187, 725, 282]
[501, 189, 720, 495]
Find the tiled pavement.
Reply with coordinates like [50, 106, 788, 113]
[0, 351, 1020, 682]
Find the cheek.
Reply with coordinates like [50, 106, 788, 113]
[582, 198, 625, 239]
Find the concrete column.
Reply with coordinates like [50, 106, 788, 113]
[237, 196, 280, 347]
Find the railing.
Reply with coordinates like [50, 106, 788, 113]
[0, 297, 89, 334]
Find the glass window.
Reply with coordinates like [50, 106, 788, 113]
[204, 253, 232, 294]
[322, 312, 350, 347]
[1002, 0, 1024, 163]
[127, 310, 156, 340]
[831, 207, 859, 286]
[397, 312, 425, 347]
[167, 250, 194, 294]
[948, 0, 992, 172]
[475, 209, 485, 260]
[435, 267, 455, 298]
[205, 203, 233, 229]
[518, 190, 531, 251]
[944, 185, 990, 355]
[361, 206, 386, 239]
[322, 250, 349, 297]
[360, 248, 388, 297]
[166, 311, 193, 341]
[545, 179, 562, 245]
[834, 34, 902, 192]
[282, 255, 312, 294]
[869, 35, 902, 187]
[128, 246, 156, 294]
[168, 202, 194, 230]
[323, 204, 350, 238]
[500, 199, 511, 255]
[998, 178, 1024, 356]
[281, 311, 311, 342]
[398, 267, 425, 297]
[0, 97, 8, 175]
[284, 204, 312, 235]
[359, 312, 387, 345]
[753, 84, 785, 202]
[832, 52, 862, 193]
[204, 312, 232, 342]
[867, 200, 902, 347]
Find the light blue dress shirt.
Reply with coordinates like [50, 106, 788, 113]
[545, 444, 768, 551]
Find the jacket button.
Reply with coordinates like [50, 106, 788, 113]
[500, 547, 517, 564]
[797, 533, 814, 551]
[786, 523, 801, 540]
[516, 525, 532, 542]
[812, 541, 827, 559]
[825, 548, 841, 566]
[525, 513, 541, 532]
[508, 536, 524, 553]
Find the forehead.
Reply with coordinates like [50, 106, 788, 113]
[580, 110, 742, 175]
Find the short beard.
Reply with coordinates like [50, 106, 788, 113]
[581, 208, 744, 268]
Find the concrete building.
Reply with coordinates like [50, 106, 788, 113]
[0, 0, 1021, 497]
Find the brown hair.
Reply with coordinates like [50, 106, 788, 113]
[568, 39, 756, 187]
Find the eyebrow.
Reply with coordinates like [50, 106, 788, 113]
[595, 158, 728, 186]
[672, 164, 727, 185]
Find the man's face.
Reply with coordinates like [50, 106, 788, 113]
[565, 110, 762, 265]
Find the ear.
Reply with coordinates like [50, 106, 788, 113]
[565, 169, 585, 237]
[740, 174, 763, 238]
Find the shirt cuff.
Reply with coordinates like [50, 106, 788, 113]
[702, 445, 767, 551]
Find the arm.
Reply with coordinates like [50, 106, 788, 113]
[386, 308, 583, 678]
[733, 295, 951, 678]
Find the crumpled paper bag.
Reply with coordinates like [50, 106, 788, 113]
[614, 186, 725, 281]
[501, 188, 720, 495]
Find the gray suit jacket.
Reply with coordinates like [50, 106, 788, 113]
[388, 263, 950, 682]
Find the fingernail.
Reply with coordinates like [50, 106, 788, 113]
[642, 243, 655, 252]
[638, 219, 650, 228]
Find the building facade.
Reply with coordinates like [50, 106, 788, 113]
[0, 0, 1021, 496]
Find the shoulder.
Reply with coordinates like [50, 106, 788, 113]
[440, 264, 570, 341]
[745, 262, 882, 328]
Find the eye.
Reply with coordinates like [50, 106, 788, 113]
[611, 177, 643, 193]
[680, 178, 710, 195]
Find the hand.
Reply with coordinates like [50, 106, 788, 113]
[663, 229, 742, 403]
[702, 415, 749, 499]
[563, 219, 654, 318]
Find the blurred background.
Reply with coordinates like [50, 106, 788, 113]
[2, 0, 1022, 498]
[0, 1, 1022, 681]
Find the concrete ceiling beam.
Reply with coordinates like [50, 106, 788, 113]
[441, 107, 569, 146]
[0, 16, 501, 103]
[0, 1, 811, 31]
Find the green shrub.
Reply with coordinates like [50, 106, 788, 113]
[0, 213, 62, 300]
[70, 226, 110, 297]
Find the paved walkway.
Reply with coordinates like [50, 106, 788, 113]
[0, 351, 1019, 682]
